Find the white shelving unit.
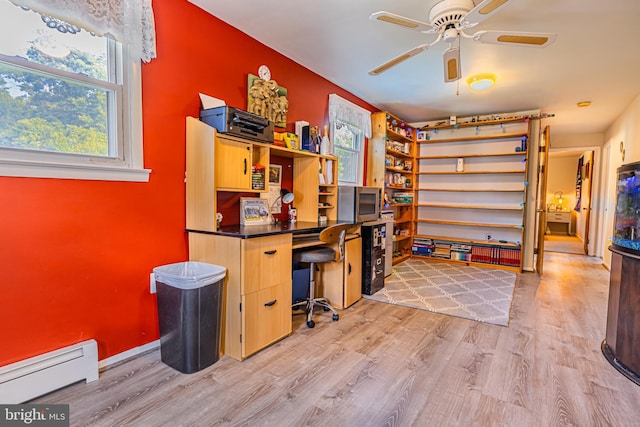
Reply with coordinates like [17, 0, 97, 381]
[413, 118, 530, 271]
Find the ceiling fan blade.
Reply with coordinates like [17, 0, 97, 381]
[369, 44, 430, 76]
[369, 11, 435, 33]
[472, 30, 557, 47]
[462, 0, 512, 27]
[443, 46, 461, 82]
[369, 44, 429, 76]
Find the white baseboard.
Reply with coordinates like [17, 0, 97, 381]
[98, 340, 160, 371]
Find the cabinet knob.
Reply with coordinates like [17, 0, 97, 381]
[264, 249, 277, 255]
[264, 299, 277, 307]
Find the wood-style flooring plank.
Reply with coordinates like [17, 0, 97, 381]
[32, 251, 640, 426]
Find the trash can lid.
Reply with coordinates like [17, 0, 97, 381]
[153, 261, 226, 289]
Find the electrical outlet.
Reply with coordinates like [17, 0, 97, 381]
[486, 233, 492, 241]
[150, 272, 156, 294]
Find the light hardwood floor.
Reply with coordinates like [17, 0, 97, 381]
[33, 252, 640, 426]
[544, 234, 585, 255]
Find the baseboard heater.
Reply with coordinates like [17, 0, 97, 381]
[0, 339, 98, 404]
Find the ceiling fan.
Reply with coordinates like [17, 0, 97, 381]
[369, 0, 557, 82]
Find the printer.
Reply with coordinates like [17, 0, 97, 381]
[200, 106, 274, 144]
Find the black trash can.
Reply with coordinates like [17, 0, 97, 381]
[153, 261, 226, 374]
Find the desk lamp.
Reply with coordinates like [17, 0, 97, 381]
[271, 189, 294, 224]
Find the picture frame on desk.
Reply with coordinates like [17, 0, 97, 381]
[240, 197, 271, 226]
[269, 164, 282, 185]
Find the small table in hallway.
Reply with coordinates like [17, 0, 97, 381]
[546, 210, 572, 235]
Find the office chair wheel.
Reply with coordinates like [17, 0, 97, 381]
[332, 313, 339, 321]
[323, 306, 330, 311]
[306, 320, 315, 328]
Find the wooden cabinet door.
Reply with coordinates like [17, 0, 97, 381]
[344, 237, 362, 307]
[242, 282, 292, 357]
[319, 259, 344, 308]
[215, 136, 252, 190]
[318, 237, 363, 309]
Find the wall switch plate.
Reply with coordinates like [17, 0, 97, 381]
[150, 272, 156, 294]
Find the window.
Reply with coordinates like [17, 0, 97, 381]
[0, 0, 153, 181]
[332, 120, 364, 185]
[328, 94, 372, 186]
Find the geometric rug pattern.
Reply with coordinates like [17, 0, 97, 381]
[363, 258, 517, 326]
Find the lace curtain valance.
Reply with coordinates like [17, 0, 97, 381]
[328, 94, 372, 138]
[9, 0, 157, 62]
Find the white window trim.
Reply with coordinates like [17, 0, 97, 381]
[332, 120, 365, 186]
[0, 48, 150, 182]
[328, 94, 371, 186]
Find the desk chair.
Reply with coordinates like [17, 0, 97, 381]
[292, 223, 353, 328]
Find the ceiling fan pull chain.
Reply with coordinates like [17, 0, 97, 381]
[457, 35, 461, 95]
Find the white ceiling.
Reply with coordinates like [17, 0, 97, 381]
[189, 0, 640, 137]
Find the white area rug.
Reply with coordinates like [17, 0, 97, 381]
[364, 258, 517, 326]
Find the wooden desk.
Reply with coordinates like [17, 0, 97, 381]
[547, 210, 572, 235]
[188, 222, 361, 360]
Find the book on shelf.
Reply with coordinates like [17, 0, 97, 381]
[413, 236, 521, 267]
[251, 166, 265, 190]
[392, 192, 414, 204]
[325, 160, 333, 185]
[499, 248, 521, 267]
[412, 245, 433, 256]
[413, 237, 433, 245]
[450, 251, 472, 261]
[432, 242, 451, 259]
[472, 246, 521, 266]
[412, 237, 434, 256]
[450, 244, 472, 261]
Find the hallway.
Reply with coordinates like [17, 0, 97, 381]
[544, 234, 585, 255]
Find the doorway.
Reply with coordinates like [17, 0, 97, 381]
[544, 150, 595, 255]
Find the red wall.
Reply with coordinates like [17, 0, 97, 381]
[0, 0, 377, 366]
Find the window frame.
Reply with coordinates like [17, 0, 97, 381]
[331, 119, 364, 186]
[0, 36, 149, 182]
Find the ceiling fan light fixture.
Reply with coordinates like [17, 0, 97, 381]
[467, 73, 496, 91]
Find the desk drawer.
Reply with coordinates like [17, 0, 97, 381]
[242, 234, 291, 293]
[242, 282, 292, 357]
[549, 212, 570, 223]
